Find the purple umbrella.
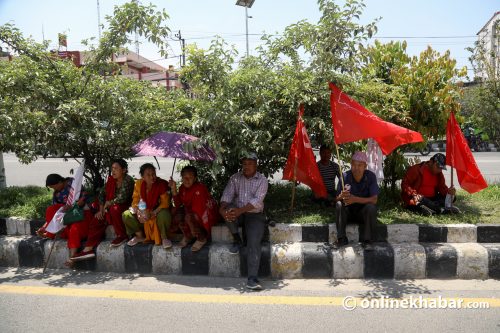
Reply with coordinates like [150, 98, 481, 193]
[132, 131, 216, 176]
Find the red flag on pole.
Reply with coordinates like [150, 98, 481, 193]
[329, 82, 423, 155]
[283, 104, 327, 198]
[446, 112, 487, 194]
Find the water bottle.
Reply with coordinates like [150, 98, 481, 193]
[138, 198, 147, 219]
[445, 194, 453, 209]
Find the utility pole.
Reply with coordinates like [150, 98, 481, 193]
[97, 0, 102, 39]
[133, 0, 140, 58]
[235, 0, 255, 57]
[174, 30, 186, 67]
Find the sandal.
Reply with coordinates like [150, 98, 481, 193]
[178, 237, 193, 248]
[36, 228, 46, 237]
[191, 239, 207, 252]
[64, 260, 75, 269]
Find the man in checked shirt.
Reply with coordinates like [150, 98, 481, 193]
[219, 152, 269, 291]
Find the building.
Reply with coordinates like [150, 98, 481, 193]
[112, 51, 183, 90]
[476, 11, 499, 80]
[56, 49, 183, 91]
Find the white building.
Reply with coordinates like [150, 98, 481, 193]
[476, 11, 499, 80]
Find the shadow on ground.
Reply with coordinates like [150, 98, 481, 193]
[358, 279, 433, 298]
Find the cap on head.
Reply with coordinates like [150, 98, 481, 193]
[241, 152, 258, 161]
[430, 153, 447, 170]
[351, 151, 368, 164]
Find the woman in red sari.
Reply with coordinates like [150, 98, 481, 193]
[169, 165, 219, 252]
[95, 159, 135, 247]
[38, 173, 97, 267]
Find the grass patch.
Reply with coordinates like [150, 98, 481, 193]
[0, 186, 52, 219]
[266, 183, 500, 225]
[1, 184, 499, 224]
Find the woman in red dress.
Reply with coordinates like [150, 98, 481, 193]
[169, 166, 219, 252]
[95, 159, 135, 247]
[38, 173, 97, 267]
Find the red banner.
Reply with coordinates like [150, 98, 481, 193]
[446, 112, 487, 193]
[283, 104, 327, 198]
[330, 82, 423, 155]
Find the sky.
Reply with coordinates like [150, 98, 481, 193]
[0, 0, 498, 79]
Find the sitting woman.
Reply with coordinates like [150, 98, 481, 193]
[122, 163, 172, 248]
[95, 158, 135, 247]
[169, 165, 219, 252]
[38, 173, 96, 267]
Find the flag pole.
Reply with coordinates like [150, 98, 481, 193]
[43, 232, 59, 274]
[290, 157, 298, 212]
[334, 141, 345, 190]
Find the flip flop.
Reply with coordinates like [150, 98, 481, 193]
[191, 239, 207, 252]
[178, 237, 193, 248]
[64, 260, 75, 269]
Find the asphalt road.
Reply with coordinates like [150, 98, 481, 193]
[0, 268, 499, 332]
[2, 152, 500, 188]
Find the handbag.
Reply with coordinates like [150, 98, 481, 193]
[63, 203, 85, 225]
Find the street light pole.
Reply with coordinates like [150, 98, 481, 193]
[235, 0, 255, 57]
[245, 6, 249, 57]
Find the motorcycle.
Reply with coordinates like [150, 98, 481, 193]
[465, 133, 488, 152]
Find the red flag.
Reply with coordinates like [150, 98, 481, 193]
[329, 82, 423, 155]
[283, 105, 327, 198]
[446, 112, 487, 193]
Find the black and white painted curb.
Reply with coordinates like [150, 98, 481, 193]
[1, 236, 499, 280]
[2, 218, 499, 243]
[268, 223, 500, 244]
[1, 218, 499, 279]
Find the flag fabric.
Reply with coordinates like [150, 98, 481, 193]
[283, 104, 328, 198]
[58, 33, 67, 47]
[367, 139, 384, 182]
[329, 82, 423, 155]
[45, 161, 85, 234]
[446, 112, 487, 194]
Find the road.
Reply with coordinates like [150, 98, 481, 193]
[0, 268, 499, 332]
[2, 152, 500, 187]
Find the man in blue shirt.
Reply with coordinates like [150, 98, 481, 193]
[334, 151, 379, 251]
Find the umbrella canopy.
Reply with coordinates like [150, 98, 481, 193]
[132, 131, 216, 161]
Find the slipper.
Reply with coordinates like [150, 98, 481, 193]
[178, 237, 193, 248]
[191, 239, 207, 252]
[64, 260, 75, 269]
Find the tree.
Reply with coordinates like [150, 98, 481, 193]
[0, 1, 172, 190]
[463, 24, 500, 146]
[177, 0, 379, 195]
[358, 41, 466, 193]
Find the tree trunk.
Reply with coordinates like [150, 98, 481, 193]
[0, 152, 6, 188]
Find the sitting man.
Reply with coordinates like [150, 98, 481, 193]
[401, 153, 458, 215]
[334, 151, 379, 251]
[313, 144, 341, 206]
[219, 152, 268, 291]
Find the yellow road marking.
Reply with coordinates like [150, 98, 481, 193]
[0, 285, 499, 307]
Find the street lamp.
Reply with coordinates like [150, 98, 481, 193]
[235, 0, 255, 57]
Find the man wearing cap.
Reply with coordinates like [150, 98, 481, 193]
[401, 153, 458, 215]
[334, 151, 379, 251]
[219, 152, 268, 291]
